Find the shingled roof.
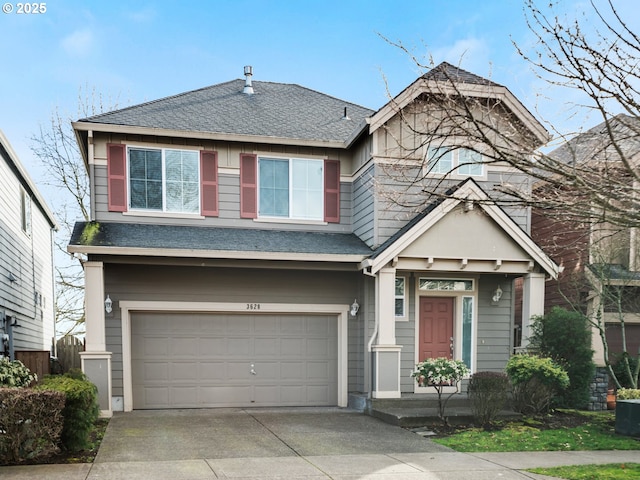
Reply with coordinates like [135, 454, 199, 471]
[78, 79, 374, 145]
[69, 221, 373, 260]
[422, 61, 501, 87]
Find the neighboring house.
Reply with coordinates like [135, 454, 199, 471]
[69, 63, 559, 416]
[0, 130, 57, 359]
[531, 114, 640, 376]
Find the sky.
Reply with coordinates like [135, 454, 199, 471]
[1, 0, 638, 213]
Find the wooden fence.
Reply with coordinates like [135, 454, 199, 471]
[55, 335, 84, 372]
[15, 350, 50, 382]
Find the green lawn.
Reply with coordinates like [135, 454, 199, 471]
[433, 410, 640, 452]
[529, 463, 640, 480]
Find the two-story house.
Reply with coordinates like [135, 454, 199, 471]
[69, 63, 559, 416]
[0, 130, 57, 359]
[531, 114, 640, 381]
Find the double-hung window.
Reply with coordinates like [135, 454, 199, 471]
[258, 157, 323, 221]
[427, 147, 483, 177]
[128, 147, 200, 214]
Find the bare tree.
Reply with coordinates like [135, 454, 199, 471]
[377, 0, 640, 383]
[30, 87, 119, 336]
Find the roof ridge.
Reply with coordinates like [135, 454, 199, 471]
[80, 79, 373, 122]
[423, 61, 501, 87]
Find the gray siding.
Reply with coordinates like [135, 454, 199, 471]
[476, 275, 514, 371]
[103, 263, 360, 396]
[398, 275, 417, 392]
[352, 164, 375, 246]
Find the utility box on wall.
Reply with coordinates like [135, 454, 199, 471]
[615, 400, 640, 437]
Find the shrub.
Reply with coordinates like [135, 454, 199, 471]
[529, 307, 595, 409]
[468, 371, 510, 424]
[36, 373, 99, 452]
[617, 388, 640, 400]
[0, 388, 65, 464]
[411, 357, 470, 424]
[0, 358, 37, 387]
[611, 353, 639, 389]
[506, 354, 570, 414]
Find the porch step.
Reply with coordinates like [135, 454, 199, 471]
[349, 393, 521, 428]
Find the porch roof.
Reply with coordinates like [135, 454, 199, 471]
[68, 221, 373, 263]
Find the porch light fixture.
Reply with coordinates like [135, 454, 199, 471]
[104, 295, 113, 314]
[350, 299, 359, 317]
[492, 285, 503, 303]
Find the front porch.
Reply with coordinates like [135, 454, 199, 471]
[349, 393, 521, 428]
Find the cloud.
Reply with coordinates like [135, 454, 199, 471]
[432, 37, 489, 72]
[61, 28, 94, 57]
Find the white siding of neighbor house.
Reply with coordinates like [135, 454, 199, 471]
[0, 142, 56, 352]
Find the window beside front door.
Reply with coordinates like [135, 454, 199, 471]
[395, 277, 406, 317]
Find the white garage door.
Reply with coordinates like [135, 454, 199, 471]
[131, 312, 338, 409]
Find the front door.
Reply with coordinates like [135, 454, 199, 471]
[419, 296, 454, 360]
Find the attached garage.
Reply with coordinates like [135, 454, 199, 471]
[130, 312, 338, 409]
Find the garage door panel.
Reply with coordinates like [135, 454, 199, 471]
[131, 313, 338, 409]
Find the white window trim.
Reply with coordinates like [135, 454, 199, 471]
[126, 146, 201, 215]
[425, 147, 486, 179]
[257, 155, 324, 221]
[413, 276, 477, 394]
[395, 275, 407, 320]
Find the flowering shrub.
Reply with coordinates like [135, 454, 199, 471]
[411, 357, 470, 386]
[617, 388, 640, 400]
[411, 357, 470, 424]
[0, 357, 36, 387]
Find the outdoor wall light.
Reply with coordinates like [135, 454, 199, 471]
[492, 285, 503, 303]
[104, 295, 113, 314]
[350, 299, 360, 317]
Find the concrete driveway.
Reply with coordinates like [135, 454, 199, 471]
[8, 407, 639, 479]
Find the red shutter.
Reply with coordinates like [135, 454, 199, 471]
[107, 143, 127, 212]
[240, 153, 257, 218]
[324, 159, 340, 223]
[200, 150, 218, 216]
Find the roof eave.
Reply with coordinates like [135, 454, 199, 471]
[72, 121, 350, 150]
[67, 244, 368, 263]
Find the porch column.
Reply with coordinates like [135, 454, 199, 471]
[371, 266, 402, 399]
[521, 272, 546, 348]
[79, 261, 112, 417]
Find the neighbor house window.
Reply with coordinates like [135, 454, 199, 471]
[258, 157, 323, 220]
[128, 147, 200, 214]
[20, 187, 31, 236]
[395, 277, 406, 317]
[427, 147, 483, 177]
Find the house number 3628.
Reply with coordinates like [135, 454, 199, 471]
[246, 303, 261, 310]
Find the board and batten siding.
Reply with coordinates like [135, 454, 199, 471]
[103, 263, 360, 397]
[0, 146, 55, 351]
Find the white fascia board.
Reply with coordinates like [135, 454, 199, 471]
[67, 244, 367, 264]
[71, 121, 347, 150]
[368, 79, 550, 146]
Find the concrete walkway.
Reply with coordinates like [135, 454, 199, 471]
[2, 408, 639, 479]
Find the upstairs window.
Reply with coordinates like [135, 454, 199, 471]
[107, 144, 218, 216]
[129, 147, 200, 214]
[20, 187, 31, 236]
[258, 157, 324, 221]
[427, 147, 483, 177]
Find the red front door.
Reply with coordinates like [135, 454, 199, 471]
[419, 297, 454, 361]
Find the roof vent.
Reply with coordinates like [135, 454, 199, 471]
[342, 106, 350, 120]
[243, 65, 254, 95]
